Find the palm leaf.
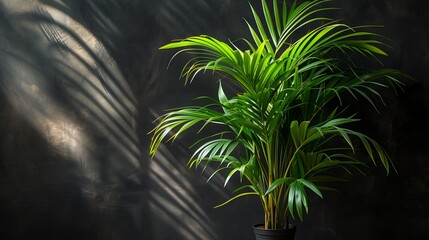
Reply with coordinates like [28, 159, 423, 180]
[150, 0, 407, 229]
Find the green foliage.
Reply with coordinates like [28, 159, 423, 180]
[149, 0, 405, 229]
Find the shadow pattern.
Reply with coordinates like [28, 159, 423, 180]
[0, 0, 261, 239]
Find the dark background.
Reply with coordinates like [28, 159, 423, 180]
[0, 0, 427, 239]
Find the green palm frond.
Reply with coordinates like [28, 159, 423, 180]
[149, 0, 406, 229]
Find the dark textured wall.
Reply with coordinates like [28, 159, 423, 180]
[0, 0, 427, 239]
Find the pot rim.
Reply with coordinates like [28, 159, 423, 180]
[253, 223, 297, 231]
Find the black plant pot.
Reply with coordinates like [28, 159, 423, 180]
[253, 224, 297, 240]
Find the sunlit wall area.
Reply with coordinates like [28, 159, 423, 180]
[0, 0, 137, 237]
[0, 0, 258, 239]
[0, 0, 428, 239]
[0, 0, 142, 238]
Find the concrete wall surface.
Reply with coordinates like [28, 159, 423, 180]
[0, 0, 428, 239]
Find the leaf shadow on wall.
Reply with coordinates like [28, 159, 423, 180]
[0, 0, 247, 239]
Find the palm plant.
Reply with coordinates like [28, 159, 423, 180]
[149, 0, 404, 230]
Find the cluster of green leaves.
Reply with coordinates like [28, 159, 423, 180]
[150, 0, 404, 229]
